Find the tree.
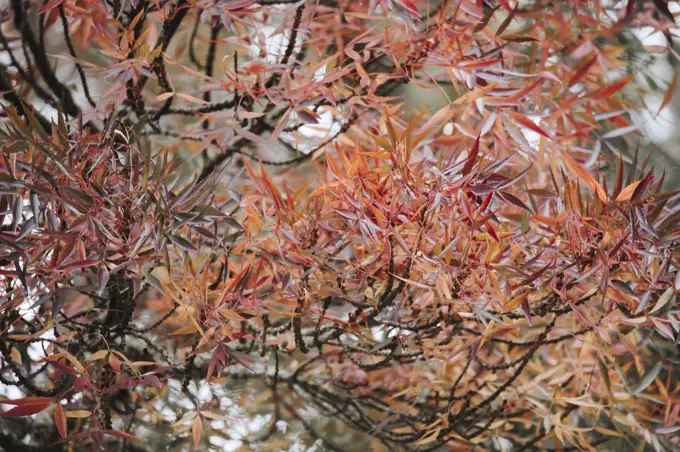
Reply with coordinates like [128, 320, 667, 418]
[1, 0, 679, 450]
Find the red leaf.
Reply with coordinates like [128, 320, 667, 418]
[0, 399, 53, 417]
[55, 404, 67, 439]
[567, 55, 597, 88]
[0, 397, 54, 406]
[462, 135, 481, 176]
[395, 0, 420, 19]
[102, 430, 140, 441]
[38, 0, 63, 15]
[485, 222, 499, 242]
[590, 75, 635, 100]
[520, 298, 532, 324]
[506, 111, 550, 138]
[48, 431, 91, 447]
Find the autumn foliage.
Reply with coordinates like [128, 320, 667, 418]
[1, 0, 680, 450]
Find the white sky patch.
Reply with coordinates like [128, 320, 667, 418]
[634, 96, 677, 142]
[628, 23, 678, 145]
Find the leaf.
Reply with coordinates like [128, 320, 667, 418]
[474, 4, 500, 32]
[154, 92, 175, 102]
[649, 287, 674, 315]
[176, 93, 209, 105]
[496, 5, 516, 36]
[169, 324, 198, 335]
[601, 124, 638, 140]
[591, 74, 635, 100]
[652, 0, 674, 21]
[296, 108, 320, 124]
[657, 72, 677, 115]
[598, 356, 611, 395]
[38, 0, 63, 16]
[101, 430, 139, 441]
[416, 427, 441, 445]
[335, 209, 358, 220]
[462, 135, 481, 176]
[561, 395, 605, 408]
[610, 280, 636, 297]
[108, 353, 122, 373]
[394, 0, 420, 19]
[505, 111, 550, 138]
[0, 398, 53, 417]
[168, 234, 198, 252]
[55, 404, 67, 439]
[201, 411, 231, 421]
[561, 152, 608, 202]
[97, 266, 110, 296]
[192, 414, 203, 450]
[64, 410, 92, 418]
[616, 180, 642, 202]
[10, 347, 22, 365]
[86, 350, 109, 361]
[567, 55, 597, 88]
[498, 191, 532, 212]
[630, 362, 662, 395]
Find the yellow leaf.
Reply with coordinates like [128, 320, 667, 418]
[85, 350, 109, 361]
[615, 180, 641, 202]
[504, 292, 529, 312]
[169, 324, 198, 336]
[65, 410, 92, 418]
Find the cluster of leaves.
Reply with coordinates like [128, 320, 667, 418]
[1, 0, 680, 451]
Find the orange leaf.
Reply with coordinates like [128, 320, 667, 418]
[169, 324, 198, 335]
[616, 180, 642, 202]
[591, 74, 635, 100]
[562, 152, 608, 203]
[192, 415, 203, 450]
[658, 72, 678, 115]
[506, 111, 550, 138]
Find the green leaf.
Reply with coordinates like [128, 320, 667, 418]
[167, 234, 198, 252]
[630, 361, 662, 395]
[649, 287, 675, 315]
[598, 355, 611, 395]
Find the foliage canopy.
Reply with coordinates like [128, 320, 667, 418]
[1, 0, 680, 450]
